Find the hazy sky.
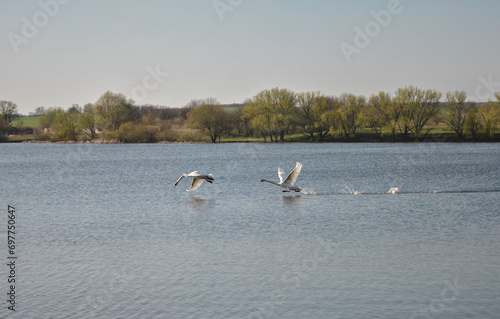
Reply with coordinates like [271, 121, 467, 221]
[2, 0, 500, 114]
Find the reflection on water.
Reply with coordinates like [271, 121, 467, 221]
[189, 195, 211, 206]
[184, 195, 215, 224]
[282, 194, 301, 202]
[281, 194, 302, 209]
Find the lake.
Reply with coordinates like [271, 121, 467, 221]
[1, 142, 499, 318]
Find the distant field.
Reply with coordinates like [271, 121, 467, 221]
[223, 106, 241, 114]
[13, 109, 240, 127]
[12, 116, 41, 129]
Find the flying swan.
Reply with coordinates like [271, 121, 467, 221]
[174, 171, 214, 191]
[260, 162, 303, 192]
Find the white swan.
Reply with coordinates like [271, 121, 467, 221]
[388, 187, 399, 194]
[174, 171, 214, 191]
[260, 162, 303, 192]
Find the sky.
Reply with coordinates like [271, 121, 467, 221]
[1, 0, 500, 115]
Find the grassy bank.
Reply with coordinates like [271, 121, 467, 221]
[8, 130, 500, 143]
[4, 115, 500, 143]
[11, 116, 42, 129]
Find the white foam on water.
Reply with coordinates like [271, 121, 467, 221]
[344, 185, 361, 195]
[300, 188, 317, 195]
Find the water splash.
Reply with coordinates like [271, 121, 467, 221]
[344, 186, 361, 195]
[300, 188, 317, 195]
[388, 187, 399, 194]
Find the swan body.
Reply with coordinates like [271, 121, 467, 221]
[388, 187, 399, 194]
[260, 162, 303, 192]
[174, 171, 214, 191]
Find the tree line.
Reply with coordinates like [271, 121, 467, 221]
[189, 86, 500, 142]
[1, 86, 499, 142]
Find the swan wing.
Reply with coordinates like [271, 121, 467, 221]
[278, 168, 287, 184]
[189, 178, 204, 191]
[174, 174, 185, 187]
[187, 171, 201, 177]
[284, 162, 302, 186]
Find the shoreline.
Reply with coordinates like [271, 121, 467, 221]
[12, 138, 500, 144]
[5, 131, 500, 144]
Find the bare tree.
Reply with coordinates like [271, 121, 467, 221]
[0, 100, 19, 124]
[34, 106, 45, 116]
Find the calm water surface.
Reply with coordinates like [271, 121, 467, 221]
[1, 143, 499, 318]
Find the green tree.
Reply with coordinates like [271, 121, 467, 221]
[395, 86, 442, 140]
[268, 87, 297, 141]
[53, 110, 81, 141]
[80, 103, 96, 140]
[116, 122, 157, 143]
[478, 99, 500, 139]
[0, 114, 6, 129]
[443, 90, 470, 141]
[368, 92, 399, 141]
[95, 91, 139, 130]
[0, 100, 19, 124]
[0, 114, 8, 142]
[465, 103, 482, 140]
[227, 107, 248, 137]
[39, 107, 64, 129]
[242, 99, 274, 142]
[296, 91, 319, 140]
[337, 94, 366, 138]
[180, 99, 202, 121]
[363, 95, 386, 140]
[296, 92, 333, 140]
[314, 95, 335, 140]
[186, 98, 228, 143]
[244, 88, 297, 142]
[412, 89, 442, 138]
[394, 87, 414, 141]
